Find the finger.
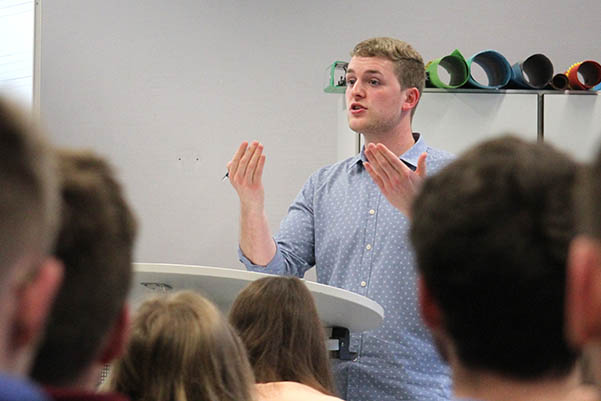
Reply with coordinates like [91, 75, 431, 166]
[246, 143, 264, 183]
[364, 162, 387, 192]
[229, 141, 248, 176]
[416, 152, 428, 178]
[238, 141, 259, 179]
[365, 148, 393, 190]
[369, 147, 399, 184]
[253, 154, 266, 184]
[365, 144, 382, 167]
[364, 143, 379, 162]
[376, 143, 411, 175]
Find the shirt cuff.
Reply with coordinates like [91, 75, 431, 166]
[238, 241, 285, 274]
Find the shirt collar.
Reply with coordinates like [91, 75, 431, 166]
[348, 132, 426, 172]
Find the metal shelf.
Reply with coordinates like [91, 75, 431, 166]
[423, 88, 599, 95]
[421, 89, 599, 140]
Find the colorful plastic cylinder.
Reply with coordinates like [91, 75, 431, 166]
[510, 54, 554, 89]
[467, 50, 512, 89]
[566, 61, 601, 90]
[426, 49, 470, 89]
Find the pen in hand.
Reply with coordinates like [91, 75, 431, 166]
[221, 171, 229, 181]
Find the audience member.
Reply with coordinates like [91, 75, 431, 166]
[0, 97, 63, 401]
[31, 149, 137, 401]
[229, 276, 343, 401]
[105, 291, 255, 401]
[410, 136, 580, 401]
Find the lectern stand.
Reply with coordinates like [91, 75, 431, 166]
[130, 263, 384, 360]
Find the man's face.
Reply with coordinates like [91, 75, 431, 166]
[345, 56, 406, 135]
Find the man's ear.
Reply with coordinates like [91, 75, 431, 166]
[99, 305, 130, 364]
[566, 236, 601, 346]
[418, 274, 442, 332]
[12, 257, 63, 350]
[401, 87, 420, 113]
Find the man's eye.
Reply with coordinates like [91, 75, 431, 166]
[369, 79, 380, 86]
[346, 78, 356, 85]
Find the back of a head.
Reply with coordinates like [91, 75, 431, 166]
[351, 37, 425, 99]
[229, 276, 335, 396]
[0, 97, 59, 292]
[31, 149, 137, 386]
[410, 136, 579, 379]
[107, 291, 255, 401]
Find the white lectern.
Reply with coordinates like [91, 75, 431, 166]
[130, 263, 384, 359]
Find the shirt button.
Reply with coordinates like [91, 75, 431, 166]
[369, 209, 375, 215]
[366, 244, 372, 250]
[360, 281, 367, 287]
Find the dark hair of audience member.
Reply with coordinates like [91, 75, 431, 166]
[410, 136, 579, 379]
[31, 149, 137, 385]
[229, 276, 336, 396]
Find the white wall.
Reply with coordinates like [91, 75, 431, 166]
[0, 0, 34, 106]
[38, 0, 601, 269]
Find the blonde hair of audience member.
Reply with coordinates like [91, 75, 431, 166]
[105, 291, 255, 401]
[229, 276, 338, 398]
[0, 97, 62, 376]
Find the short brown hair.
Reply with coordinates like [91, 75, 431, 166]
[229, 276, 336, 396]
[351, 37, 426, 97]
[32, 149, 137, 385]
[0, 97, 59, 287]
[106, 291, 255, 401]
[410, 136, 579, 379]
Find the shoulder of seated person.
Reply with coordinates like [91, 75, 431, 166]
[255, 381, 343, 401]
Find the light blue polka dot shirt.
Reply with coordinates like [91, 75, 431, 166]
[240, 133, 453, 401]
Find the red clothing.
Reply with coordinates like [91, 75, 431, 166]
[46, 387, 128, 401]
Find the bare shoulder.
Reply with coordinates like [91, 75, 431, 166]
[255, 381, 344, 401]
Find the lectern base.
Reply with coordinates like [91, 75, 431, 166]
[330, 327, 357, 361]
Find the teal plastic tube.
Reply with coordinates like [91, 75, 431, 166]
[467, 50, 512, 89]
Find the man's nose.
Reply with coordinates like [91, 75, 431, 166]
[349, 81, 365, 98]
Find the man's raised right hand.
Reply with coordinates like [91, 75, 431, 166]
[227, 141, 266, 211]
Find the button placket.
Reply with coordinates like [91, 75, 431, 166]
[360, 183, 380, 297]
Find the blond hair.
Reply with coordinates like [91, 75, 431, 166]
[106, 291, 255, 401]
